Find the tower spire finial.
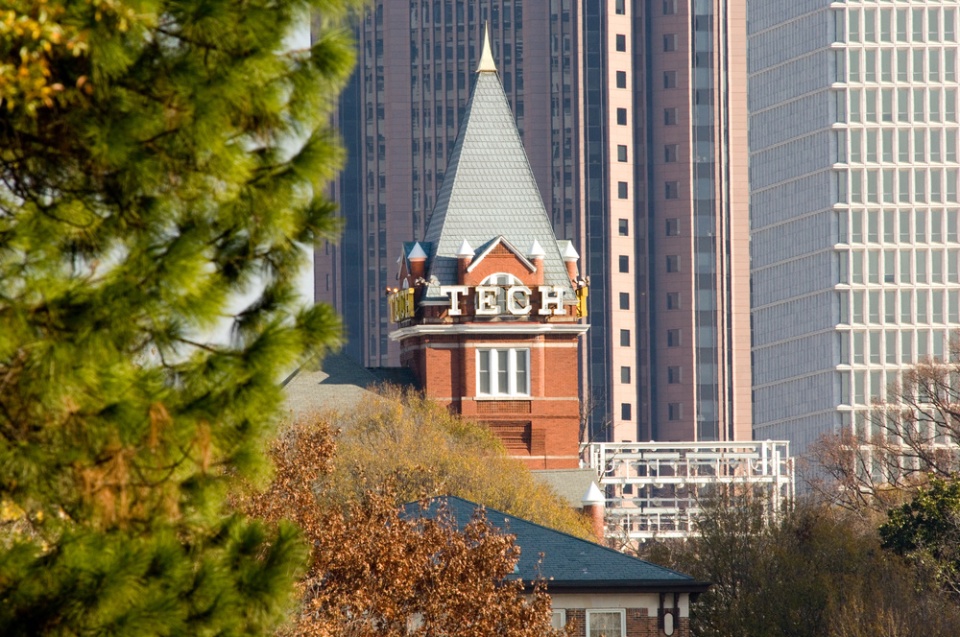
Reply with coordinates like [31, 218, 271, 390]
[476, 22, 497, 73]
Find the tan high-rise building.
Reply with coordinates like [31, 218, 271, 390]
[318, 0, 751, 444]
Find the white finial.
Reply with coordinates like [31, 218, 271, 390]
[477, 23, 497, 73]
[582, 482, 605, 506]
[457, 239, 475, 258]
[408, 242, 427, 260]
[528, 239, 545, 258]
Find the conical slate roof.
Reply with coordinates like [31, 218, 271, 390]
[421, 46, 573, 300]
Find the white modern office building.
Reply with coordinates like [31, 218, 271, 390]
[751, 1, 960, 455]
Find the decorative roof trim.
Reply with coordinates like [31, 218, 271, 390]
[390, 322, 590, 341]
[465, 235, 536, 273]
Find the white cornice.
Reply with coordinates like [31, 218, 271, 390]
[389, 322, 590, 341]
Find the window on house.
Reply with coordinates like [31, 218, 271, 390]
[666, 255, 680, 272]
[667, 329, 681, 347]
[616, 71, 627, 88]
[666, 218, 680, 236]
[619, 255, 630, 273]
[587, 610, 626, 637]
[617, 107, 628, 125]
[476, 349, 529, 396]
[620, 329, 631, 346]
[664, 108, 677, 125]
[663, 71, 677, 88]
[668, 403, 682, 420]
[621, 366, 632, 383]
[551, 611, 567, 631]
[668, 366, 681, 384]
[617, 145, 628, 162]
[619, 292, 630, 309]
[619, 218, 629, 236]
[666, 292, 680, 309]
[618, 181, 629, 198]
[616, 34, 626, 52]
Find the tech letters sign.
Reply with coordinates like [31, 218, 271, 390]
[389, 285, 569, 322]
[441, 285, 568, 316]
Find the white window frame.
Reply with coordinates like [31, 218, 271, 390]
[586, 609, 626, 637]
[476, 348, 530, 397]
[550, 609, 567, 631]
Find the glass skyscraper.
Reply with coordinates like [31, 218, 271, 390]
[751, 1, 960, 455]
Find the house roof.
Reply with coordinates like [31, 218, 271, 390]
[404, 496, 709, 594]
[420, 42, 573, 302]
[281, 352, 417, 419]
[531, 469, 601, 509]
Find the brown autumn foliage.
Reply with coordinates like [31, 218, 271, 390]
[238, 413, 564, 637]
[309, 386, 594, 539]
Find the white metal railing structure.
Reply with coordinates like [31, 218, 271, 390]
[584, 440, 795, 541]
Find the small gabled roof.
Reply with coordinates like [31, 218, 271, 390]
[404, 496, 709, 594]
[420, 40, 572, 301]
[464, 235, 536, 274]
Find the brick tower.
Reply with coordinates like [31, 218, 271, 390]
[388, 29, 588, 469]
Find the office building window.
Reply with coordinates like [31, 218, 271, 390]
[620, 403, 632, 421]
[663, 0, 676, 14]
[665, 144, 678, 162]
[667, 329, 681, 347]
[665, 181, 679, 199]
[666, 255, 680, 272]
[476, 349, 529, 396]
[668, 366, 681, 384]
[663, 71, 677, 88]
[617, 145, 628, 162]
[663, 34, 676, 52]
[668, 403, 682, 421]
[666, 218, 680, 236]
[619, 292, 630, 309]
[616, 34, 626, 52]
[664, 108, 677, 125]
[619, 255, 630, 273]
[667, 292, 680, 309]
[620, 329, 631, 346]
[619, 218, 629, 236]
[615, 0, 625, 15]
[621, 366, 632, 383]
[616, 71, 627, 88]
[618, 181, 629, 198]
[617, 107, 628, 125]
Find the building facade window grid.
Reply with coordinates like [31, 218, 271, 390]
[833, 2, 960, 440]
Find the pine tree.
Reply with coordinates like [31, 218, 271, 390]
[0, 1, 355, 633]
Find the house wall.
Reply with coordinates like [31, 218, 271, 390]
[550, 592, 692, 637]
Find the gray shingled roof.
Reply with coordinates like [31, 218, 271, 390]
[531, 469, 601, 509]
[281, 352, 418, 419]
[404, 496, 709, 593]
[421, 69, 574, 301]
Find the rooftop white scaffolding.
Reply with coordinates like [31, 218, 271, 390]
[584, 440, 795, 541]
